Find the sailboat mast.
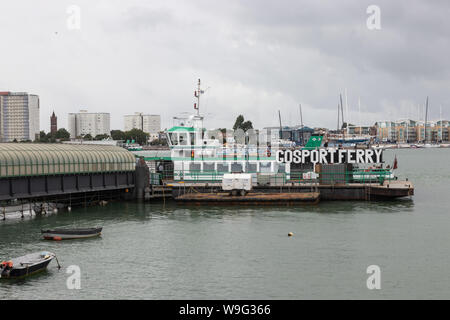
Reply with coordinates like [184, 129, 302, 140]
[337, 103, 340, 131]
[299, 104, 303, 128]
[358, 97, 362, 136]
[340, 94, 345, 138]
[417, 104, 421, 143]
[299, 104, 304, 145]
[440, 105, 443, 143]
[425, 97, 429, 143]
[345, 88, 349, 126]
[278, 110, 283, 139]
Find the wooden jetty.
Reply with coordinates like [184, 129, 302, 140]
[175, 192, 320, 205]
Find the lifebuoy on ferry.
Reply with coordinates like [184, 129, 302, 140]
[191, 150, 195, 158]
[267, 150, 271, 157]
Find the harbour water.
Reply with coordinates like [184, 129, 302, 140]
[1, 149, 449, 299]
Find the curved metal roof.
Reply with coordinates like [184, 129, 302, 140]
[0, 143, 136, 178]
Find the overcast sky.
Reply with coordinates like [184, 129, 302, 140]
[0, 0, 449, 132]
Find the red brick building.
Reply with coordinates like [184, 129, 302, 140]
[50, 111, 57, 134]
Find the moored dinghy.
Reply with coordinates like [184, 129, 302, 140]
[0, 251, 58, 279]
[41, 227, 103, 240]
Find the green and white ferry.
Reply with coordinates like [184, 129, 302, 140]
[132, 80, 395, 185]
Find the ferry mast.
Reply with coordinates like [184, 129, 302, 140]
[194, 78, 204, 116]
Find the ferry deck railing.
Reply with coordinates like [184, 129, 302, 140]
[149, 169, 395, 186]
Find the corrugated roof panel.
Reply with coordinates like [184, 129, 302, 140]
[0, 143, 136, 178]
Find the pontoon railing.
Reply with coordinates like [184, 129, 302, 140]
[149, 168, 395, 186]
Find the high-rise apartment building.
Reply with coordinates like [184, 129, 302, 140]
[124, 113, 161, 140]
[0, 92, 40, 142]
[68, 110, 110, 139]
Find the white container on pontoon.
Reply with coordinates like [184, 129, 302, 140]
[222, 173, 252, 191]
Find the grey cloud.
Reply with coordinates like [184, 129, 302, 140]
[0, 0, 448, 131]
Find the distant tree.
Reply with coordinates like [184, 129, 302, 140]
[241, 120, 253, 132]
[233, 115, 245, 131]
[55, 128, 70, 141]
[217, 128, 227, 135]
[47, 133, 56, 143]
[94, 134, 109, 141]
[38, 131, 48, 142]
[124, 129, 149, 145]
[149, 138, 168, 146]
[233, 115, 253, 132]
[83, 134, 93, 141]
[110, 130, 126, 141]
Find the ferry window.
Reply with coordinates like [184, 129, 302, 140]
[184, 150, 192, 158]
[278, 163, 286, 173]
[247, 163, 257, 173]
[189, 163, 201, 172]
[260, 162, 271, 173]
[231, 162, 243, 172]
[179, 133, 188, 145]
[169, 133, 177, 145]
[217, 163, 228, 173]
[203, 162, 215, 172]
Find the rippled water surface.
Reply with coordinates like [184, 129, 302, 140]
[1, 149, 449, 299]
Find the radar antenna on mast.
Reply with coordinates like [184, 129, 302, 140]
[194, 78, 205, 116]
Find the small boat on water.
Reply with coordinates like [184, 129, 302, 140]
[41, 227, 103, 240]
[1, 251, 56, 279]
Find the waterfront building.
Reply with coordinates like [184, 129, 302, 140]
[376, 120, 417, 143]
[0, 91, 40, 142]
[124, 113, 161, 141]
[375, 121, 396, 142]
[376, 119, 449, 143]
[392, 119, 417, 143]
[68, 110, 110, 139]
[346, 125, 375, 136]
[50, 111, 57, 134]
[435, 120, 449, 142]
[313, 128, 328, 136]
[415, 121, 426, 143]
[263, 125, 314, 146]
